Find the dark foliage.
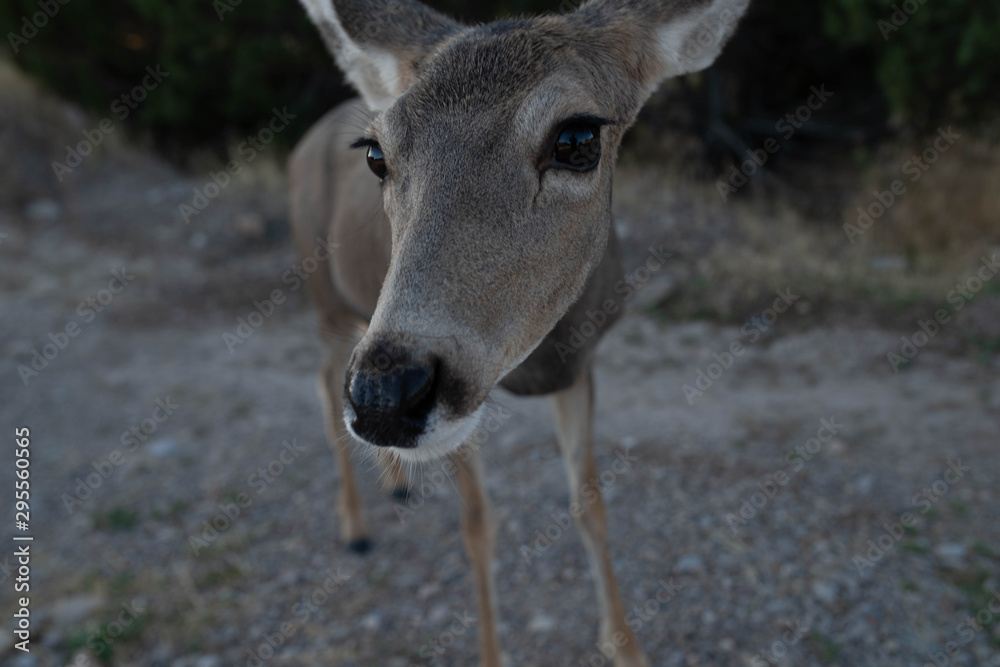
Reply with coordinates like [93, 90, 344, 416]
[2, 0, 995, 161]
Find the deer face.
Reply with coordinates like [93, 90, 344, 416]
[300, 0, 747, 460]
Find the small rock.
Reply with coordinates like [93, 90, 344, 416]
[416, 582, 441, 601]
[234, 212, 267, 240]
[426, 605, 449, 625]
[277, 569, 300, 587]
[171, 657, 222, 667]
[935, 542, 967, 567]
[674, 554, 705, 574]
[145, 187, 167, 205]
[812, 581, 838, 604]
[869, 255, 907, 271]
[48, 594, 105, 634]
[24, 198, 62, 222]
[156, 527, 179, 542]
[827, 439, 847, 456]
[614, 219, 630, 239]
[189, 232, 208, 249]
[854, 474, 875, 495]
[360, 612, 383, 631]
[66, 648, 95, 667]
[527, 613, 556, 633]
[147, 437, 180, 458]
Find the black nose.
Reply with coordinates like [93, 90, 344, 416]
[347, 361, 437, 448]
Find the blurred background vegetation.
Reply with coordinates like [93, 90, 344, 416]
[2, 0, 998, 156]
[1, 0, 997, 281]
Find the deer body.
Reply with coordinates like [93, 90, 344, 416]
[289, 1, 746, 664]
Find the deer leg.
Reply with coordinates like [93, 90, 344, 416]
[551, 367, 650, 667]
[319, 338, 371, 553]
[449, 446, 502, 667]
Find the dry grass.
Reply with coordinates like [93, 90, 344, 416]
[843, 129, 1000, 265]
[613, 140, 1000, 330]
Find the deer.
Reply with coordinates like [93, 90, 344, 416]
[288, 0, 746, 663]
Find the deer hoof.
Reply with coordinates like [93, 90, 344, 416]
[347, 537, 373, 554]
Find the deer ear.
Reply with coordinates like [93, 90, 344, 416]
[574, 0, 747, 92]
[651, 0, 748, 80]
[299, 0, 462, 111]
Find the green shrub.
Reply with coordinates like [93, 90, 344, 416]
[1, 0, 349, 153]
[2, 0, 995, 158]
[824, 0, 1000, 126]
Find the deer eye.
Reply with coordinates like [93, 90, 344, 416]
[551, 122, 601, 171]
[366, 144, 387, 179]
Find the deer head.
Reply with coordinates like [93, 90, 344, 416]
[299, 0, 747, 461]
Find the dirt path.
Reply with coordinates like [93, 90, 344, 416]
[2, 207, 999, 667]
[1, 66, 999, 667]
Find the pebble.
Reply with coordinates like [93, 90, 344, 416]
[147, 437, 180, 457]
[869, 255, 907, 271]
[47, 594, 105, 635]
[527, 613, 556, 633]
[171, 657, 222, 667]
[812, 581, 838, 605]
[934, 542, 967, 567]
[24, 198, 62, 222]
[674, 554, 705, 574]
[189, 231, 208, 249]
[234, 212, 267, 240]
[416, 582, 441, 601]
[360, 612, 384, 631]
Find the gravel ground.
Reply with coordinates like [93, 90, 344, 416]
[1, 64, 999, 667]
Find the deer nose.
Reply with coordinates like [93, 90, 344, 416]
[347, 361, 437, 448]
